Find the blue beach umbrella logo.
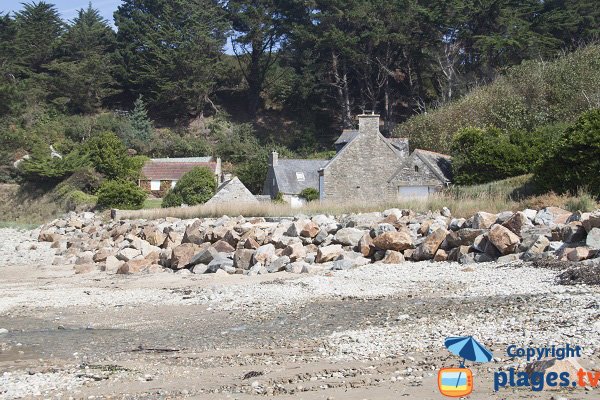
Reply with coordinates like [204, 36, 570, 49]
[438, 336, 493, 397]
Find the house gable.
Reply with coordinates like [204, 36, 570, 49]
[387, 149, 452, 193]
[320, 114, 403, 202]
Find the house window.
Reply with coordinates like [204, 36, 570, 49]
[296, 172, 305, 181]
[414, 165, 419, 173]
[150, 180, 161, 191]
[171, 180, 178, 189]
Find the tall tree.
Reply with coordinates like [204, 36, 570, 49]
[13, 1, 63, 75]
[226, 0, 294, 118]
[115, 0, 228, 119]
[47, 4, 119, 113]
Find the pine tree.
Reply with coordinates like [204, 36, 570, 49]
[129, 95, 153, 143]
[46, 4, 119, 113]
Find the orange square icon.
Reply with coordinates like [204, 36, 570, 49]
[438, 367, 473, 397]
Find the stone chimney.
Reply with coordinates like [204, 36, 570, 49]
[358, 113, 380, 136]
[270, 151, 279, 166]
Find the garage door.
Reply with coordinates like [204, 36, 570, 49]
[398, 186, 430, 198]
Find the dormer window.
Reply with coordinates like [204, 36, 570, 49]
[296, 172, 305, 181]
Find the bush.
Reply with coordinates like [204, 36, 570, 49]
[83, 131, 144, 180]
[394, 44, 600, 153]
[96, 179, 146, 210]
[161, 166, 216, 208]
[534, 109, 600, 198]
[299, 187, 319, 202]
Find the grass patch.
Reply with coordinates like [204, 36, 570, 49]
[143, 198, 163, 209]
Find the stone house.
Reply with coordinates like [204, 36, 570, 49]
[263, 114, 452, 204]
[205, 176, 259, 206]
[139, 157, 222, 197]
[262, 154, 329, 208]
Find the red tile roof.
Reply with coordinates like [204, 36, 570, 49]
[141, 160, 217, 181]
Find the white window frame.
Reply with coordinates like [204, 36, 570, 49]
[150, 180, 161, 191]
[171, 180, 178, 189]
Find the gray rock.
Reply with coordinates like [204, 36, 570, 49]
[192, 264, 210, 274]
[449, 218, 466, 231]
[267, 256, 290, 273]
[233, 249, 255, 270]
[334, 228, 365, 247]
[116, 247, 141, 262]
[497, 253, 522, 263]
[189, 247, 219, 266]
[523, 209, 537, 221]
[313, 229, 328, 245]
[332, 259, 356, 270]
[371, 223, 396, 238]
[207, 257, 234, 273]
[253, 243, 276, 265]
[586, 228, 600, 250]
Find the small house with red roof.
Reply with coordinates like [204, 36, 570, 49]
[139, 157, 223, 197]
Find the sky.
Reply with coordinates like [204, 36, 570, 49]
[1, 0, 122, 25]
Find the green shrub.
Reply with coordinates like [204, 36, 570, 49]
[83, 131, 144, 180]
[534, 109, 600, 198]
[96, 179, 146, 210]
[273, 191, 286, 204]
[161, 166, 216, 208]
[299, 187, 319, 202]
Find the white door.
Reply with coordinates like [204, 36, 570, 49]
[398, 186, 430, 198]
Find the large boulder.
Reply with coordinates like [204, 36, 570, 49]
[445, 228, 486, 248]
[502, 211, 532, 236]
[189, 245, 218, 266]
[488, 224, 520, 255]
[582, 210, 600, 232]
[372, 231, 413, 252]
[334, 228, 365, 247]
[281, 242, 306, 261]
[212, 240, 235, 253]
[380, 250, 405, 264]
[116, 247, 141, 262]
[182, 220, 204, 245]
[316, 244, 343, 263]
[253, 243, 276, 265]
[143, 227, 166, 247]
[170, 243, 200, 269]
[413, 228, 448, 261]
[522, 235, 550, 261]
[300, 221, 320, 238]
[562, 222, 587, 243]
[358, 233, 374, 257]
[534, 207, 572, 226]
[472, 212, 497, 229]
[233, 249, 255, 270]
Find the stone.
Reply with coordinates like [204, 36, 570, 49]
[586, 228, 600, 250]
[267, 256, 290, 273]
[116, 247, 141, 262]
[381, 250, 405, 264]
[285, 220, 305, 237]
[189, 245, 218, 266]
[488, 224, 521, 255]
[207, 257, 235, 273]
[441, 207, 452, 217]
[370, 223, 396, 238]
[332, 259, 355, 270]
[170, 243, 200, 269]
[192, 264, 210, 274]
[448, 246, 470, 262]
[244, 237, 260, 250]
[334, 228, 365, 247]
[582, 210, 600, 232]
[285, 261, 307, 274]
[117, 259, 150, 274]
[75, 252, 94, 265]
[39, 231, 60, 242]
[335, 251, 371, 266]
[372, 231, 413, 252]
[104, 256, 123, 274]
[448, 218, 466, 231]
[433, 249, 448, 262]
[300, 221, 320, 238]
[144, 228, 166, 247]
[253, 243, 276, 265]
[562, 222, 587, 243]
[522, 235, 550, 261]
[497, 253, 522, 263]
[472, 212, 497, 229]
[502, 211, 532, 236]
[93, 248, 113, 263]
[413, 228, 448, 261]
[182, 220, 204, 245]
[313, 229, 328, 245]
[358, 233, 374, 257]
[534, 207, 572, 226]
[525, 358, 585, 390]
[566, 247, 591, 262]
[212, 240, 235, 253]
[445, 229, 486, 248]
[233, 249, 255, 270]
[223, 230, 240, 248]
[281, 242, 306, 261]
[523, 209, 537, 221]
[316, 244, 343, 263]
[74, 264, 97, 274]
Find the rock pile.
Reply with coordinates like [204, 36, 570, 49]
[38, 207, 600, 275]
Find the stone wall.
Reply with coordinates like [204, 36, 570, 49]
[388, 154, 445, 193]
[321, 115, 402, 202]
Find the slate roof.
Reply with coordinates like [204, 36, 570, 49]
[413, 149, 453, 183]
[334, 129, 358, 145]
[141, 158, 216, 180]
[273, 159, 329, 194]
[205, 177, 258, 205]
